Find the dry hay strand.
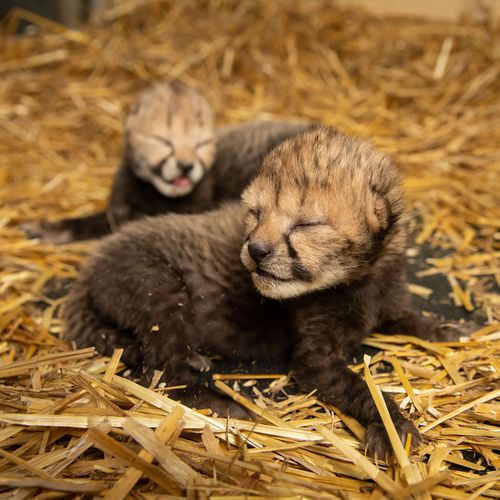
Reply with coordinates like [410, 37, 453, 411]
[0, 336, 498, 498]
[0, 0, 499, 497]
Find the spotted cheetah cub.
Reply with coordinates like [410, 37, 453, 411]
[64, 127, 453, 457]
[25, 81, 310, 243]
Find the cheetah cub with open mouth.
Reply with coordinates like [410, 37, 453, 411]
[64, 127, 455, 457]
[24, 81, 310, 243]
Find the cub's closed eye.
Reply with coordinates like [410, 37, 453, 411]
[196, 138, 214, 149]
[292, 221, 324, 230]
[152, 136, 174, 149]
[248, 208, 261, 220]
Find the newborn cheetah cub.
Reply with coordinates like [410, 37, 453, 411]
[64, 127, 450, 457]
[24, 81, 310, 242]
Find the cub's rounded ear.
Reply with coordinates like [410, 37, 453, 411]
[366, 156, 403, 231]
[364, 186, 390, 233]
[372, 189, 390, 228]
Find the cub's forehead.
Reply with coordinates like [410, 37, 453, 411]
[125, 82, 214, 135]
[243, 126, 399, 216]
[261, 128, 375, 177]
[259, 127, 396, 188]
[242, 174, 327, 217]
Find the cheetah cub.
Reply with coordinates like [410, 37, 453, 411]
[64, 127, 453, 457]
[25, 81, 311, 243]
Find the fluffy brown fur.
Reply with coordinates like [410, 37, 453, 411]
[64, 127, 454, 458]
[24, 81, 310, 243]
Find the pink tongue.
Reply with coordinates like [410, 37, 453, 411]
[173, 177, 191, 188]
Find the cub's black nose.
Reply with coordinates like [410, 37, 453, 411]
[248, 241, 271, 264]
[178, 161, 193, 175]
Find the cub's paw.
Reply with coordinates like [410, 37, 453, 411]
[365, 419, 421, 460]
[187, 351, 213, 372]
[428, 322, 476, 342]
[20, 221, 72, 244]
[180, 386, 252, 420]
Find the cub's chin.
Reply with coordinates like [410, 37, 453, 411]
[250, 271, 314, 299]
[151, 176, 197, 198]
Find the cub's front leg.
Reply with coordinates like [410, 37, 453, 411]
[22, 211, 115, 243]
[108, 264, 248, 419]
[21, 178, 133, 243]
[288, 289, 421, 458]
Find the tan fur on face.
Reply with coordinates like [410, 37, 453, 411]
[125, 81, 215, 197]
[240, 127, 406, 299]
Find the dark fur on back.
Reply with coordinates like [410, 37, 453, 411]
[64, 127, 456, 458]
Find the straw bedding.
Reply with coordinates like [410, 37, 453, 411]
[0, 0, 498, 497]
